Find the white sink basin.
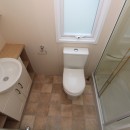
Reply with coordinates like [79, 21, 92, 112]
[0, 58, 22, 93]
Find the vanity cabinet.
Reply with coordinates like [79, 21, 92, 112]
[2, 58, 32, 121]
[3, 88, 26, 121]
[0, 43, 34, 125]
[17, 57, 32, 98]
[0, 92, 9, 112]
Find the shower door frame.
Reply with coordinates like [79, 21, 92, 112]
[99, 54, 130, 126]
[93, 55, 130, 128]
[98, 49, 130, 96]
[94, 49, 130, 127]
[93, 0, 130, 128]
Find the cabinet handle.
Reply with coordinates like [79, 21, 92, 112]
[18, 83, 23, 89]
[15, 89, 21, 94]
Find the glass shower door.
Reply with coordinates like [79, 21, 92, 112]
[100, 56, 130, 126]
[94, 0, 130, 129]
[95, 0, 130, 93]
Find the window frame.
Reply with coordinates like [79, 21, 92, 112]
[54, 0, 112, 44]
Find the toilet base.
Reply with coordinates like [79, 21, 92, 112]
[67, 94, 83, 100]
[63, 87, 84, 100]
[67, 95, 78, 100]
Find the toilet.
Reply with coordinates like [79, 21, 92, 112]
[63, 47, 89, 98]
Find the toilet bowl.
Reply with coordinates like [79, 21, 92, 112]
[63, 68, 85, 96]
[63, 47, 89, 98]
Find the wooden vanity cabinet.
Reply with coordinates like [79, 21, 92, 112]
[20, 48, 35, 80]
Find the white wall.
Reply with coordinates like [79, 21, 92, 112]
[0, 0, 126, 76]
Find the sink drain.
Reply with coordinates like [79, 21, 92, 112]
[3, 76, 9, 81]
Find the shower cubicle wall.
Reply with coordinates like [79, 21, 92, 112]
[93, 0, 130, 130]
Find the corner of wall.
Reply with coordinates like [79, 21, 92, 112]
[0, 33, 5, 51]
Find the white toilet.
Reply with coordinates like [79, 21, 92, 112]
[63, 47, 89, 98]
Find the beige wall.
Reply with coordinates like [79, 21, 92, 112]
[0, 0, 126, 77]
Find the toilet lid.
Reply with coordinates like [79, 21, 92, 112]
[63, 68, 85, 95]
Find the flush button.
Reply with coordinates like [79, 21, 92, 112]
[74, 48, 78, 52]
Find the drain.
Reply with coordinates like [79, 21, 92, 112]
[3, 76, 9, 81]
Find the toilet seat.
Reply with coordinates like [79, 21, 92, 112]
[63, 68, 85, 96]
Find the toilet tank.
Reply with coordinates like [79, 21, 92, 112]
[63, 47, 89, 69]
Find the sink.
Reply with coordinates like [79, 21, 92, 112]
[0, 58, 22, 93]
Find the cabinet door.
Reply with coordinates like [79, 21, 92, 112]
[3, 89, 26, 121]
[0, 92, 10, 112]
[18, 57, 32, 97]
[0, 84, 16, 112]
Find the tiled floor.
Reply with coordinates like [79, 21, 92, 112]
[20, 75, 100, 130]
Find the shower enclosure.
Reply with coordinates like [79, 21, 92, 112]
[93, 0, 130, 130]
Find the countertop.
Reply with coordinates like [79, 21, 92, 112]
[0, 44, 24, 59]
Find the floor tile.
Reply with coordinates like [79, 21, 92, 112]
[31, 82, 42, 93]
[39, 93, 51, 104]
[83, 94, 95, 105]
[52, 83, 63, 93]
[61, 117, 72, 130]
[72, 105, 85, 119]
[61, 104, 72, 117]
[48, 104, 61, 117]
[43, 76, 53, 84]
[38, 74, 46, 83]
[33, 75, 41, 83]
[33, 114, 47, 130]
[60, 91, 72, 104]
[50, 93, 61, 104]
[72, 95, 84, 105]
[24, 102, 38, 115]
[46, 116, 61, 130]
[37, 103, 49, 116]
[53, 76, 63, 84]
[84, 105, 97, 119]
[28, 92, 40, 103]
[84, 85, 93, 95]
[41, 83, 52, 93]
[85, 119, 100, 130]
[72, 118, 86, 130]
[20, 75, 100, 130]
[20, 115, 35, 129]
[34, 74, 45, 83]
